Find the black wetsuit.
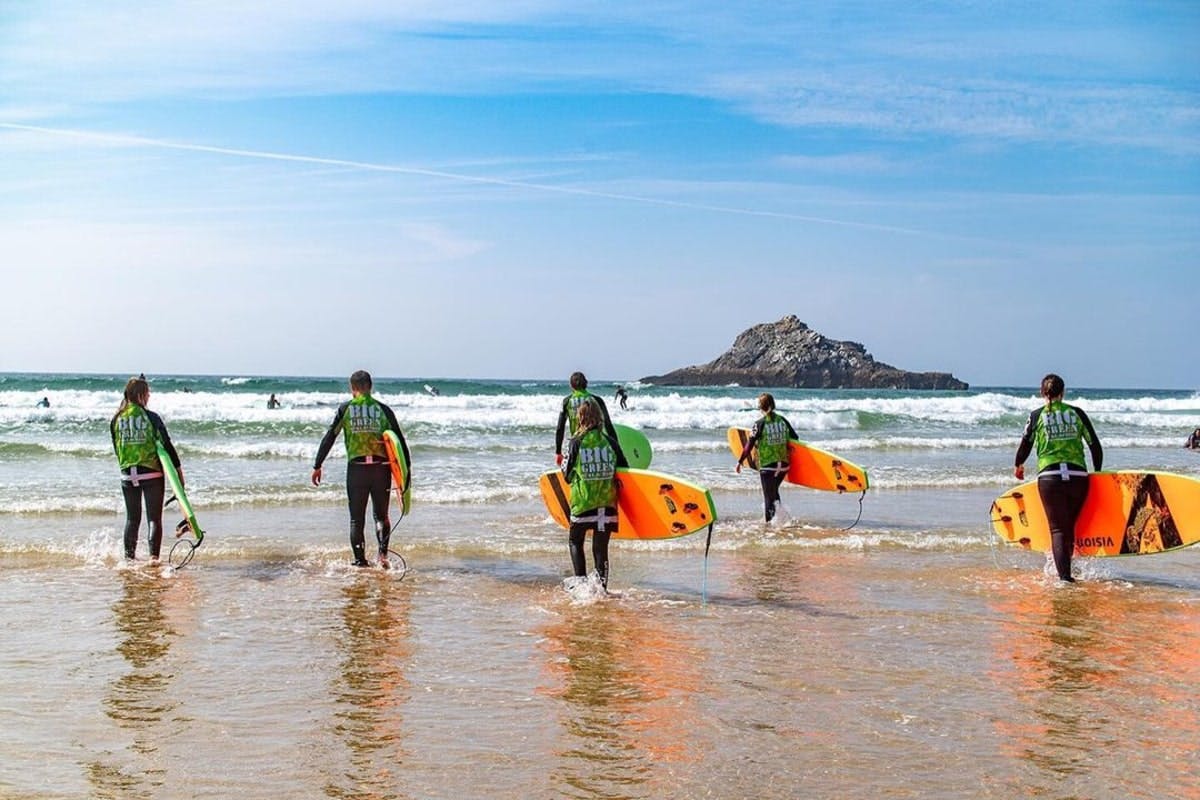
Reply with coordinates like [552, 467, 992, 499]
[562, 429, 628, 587]
[739, 414, 799, 522]
[110, 410, 180, 560]
[313, 400, 410, 565]
[1015, 404, 1103, 581]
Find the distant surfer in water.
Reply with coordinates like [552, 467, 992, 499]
[735, 393, 798, 523]
[614, 384, 628, 411]
[561, 399, 628, 589]
[1185, 428, 1200, 449]
[1013, 373, 1103, 582]
[36, 396, 50, 408]
[312, 370, 411, 569]
[267, 393, 281, 409]
[554, 372, 625, 467]
[110, 376, 182, 562]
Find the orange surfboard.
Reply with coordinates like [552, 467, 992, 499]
[539, 468, 717, 540]
[990, 471, 1200, 556]
[727, 427, 869, 493]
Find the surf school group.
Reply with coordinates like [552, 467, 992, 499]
[112, 368, 1199, 586]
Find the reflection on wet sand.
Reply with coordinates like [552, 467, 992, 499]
[990, 579, 1200, 796]
[89, 568, 196, 800]
[324, 576, 413, 800]
[538, 602, 703, 800]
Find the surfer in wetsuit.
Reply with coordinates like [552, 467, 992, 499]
[614, 385, 628, 411]
[1013, 373, 1103, 582]
[267, 393, 281, 409]
[36, 396, 50, 408]
[562, 399, 629, 589]
[110, 376, 182, 561]
[554, 372, 624, 466]
[736, 393, 799, 523]
[312, 370, 411, 568]
[1185, 428, 1200, 449]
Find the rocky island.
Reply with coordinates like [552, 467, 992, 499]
[641, 315, 968, 390]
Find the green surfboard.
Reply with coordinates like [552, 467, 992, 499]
[156, 441, 204, 547]
[614, 424, 653, 469]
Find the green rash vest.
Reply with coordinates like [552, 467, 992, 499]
[756, 412, 792, 466]
[564, 390, 596, 437]
[113, 404, 160, 470]
[569, 428, 619, 516]
[341, 394, 390, 460]
[1030, 400, 1094, 472]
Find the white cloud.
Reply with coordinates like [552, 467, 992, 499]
[2, 2, 1196, 151]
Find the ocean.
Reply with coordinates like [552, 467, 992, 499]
[1, 372, 1198, 799]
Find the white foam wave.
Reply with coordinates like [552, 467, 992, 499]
[3, 386, 1199, 432]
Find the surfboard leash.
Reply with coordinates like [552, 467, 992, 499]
[838, 490, 867, 531]
[165, 494, 203, 570]
[383, 551, 409, 581]
[376, 521, 409, 580]
[701, 522, 714, 606]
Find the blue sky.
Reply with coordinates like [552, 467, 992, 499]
[1, 2, 1197, 389]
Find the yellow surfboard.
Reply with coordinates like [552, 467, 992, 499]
[990, 471, 1200, 556]
[382, 430, 411, 517]
[539, 468, 717, 540]
[726, 427, 869, 493]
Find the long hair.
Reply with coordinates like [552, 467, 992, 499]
[577, 398, 602, 433]
[112, 376, 149, 427]
[757, 393, 776, 413]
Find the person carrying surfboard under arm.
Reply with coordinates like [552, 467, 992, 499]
[312, 370, 411, 569]
[736, 393, 799, 523]
[1013, 373, 1103, 582]
[561, 399, 630, 590]
[110, 376, 182, 562]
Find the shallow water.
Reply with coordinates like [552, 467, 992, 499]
[2, 498, 1199, 799]
[2, 375, 1199, 798]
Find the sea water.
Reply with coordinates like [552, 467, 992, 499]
[1, 373, 1198, 798]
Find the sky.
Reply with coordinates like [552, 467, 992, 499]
[1, 2, 1197, 389]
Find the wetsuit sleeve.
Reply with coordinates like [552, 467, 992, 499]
[1014, 408, 1040, 468]
[608, 432, 628, 469]
[738, 418, 766, 465]
[594, 397, 627, 466]
[1074, 406, 1103, 471]
[109, 416, 120, 459]
[555, 397, 569, 454]
[380, 403, 413, 487]
[313, 402, 348, 470]
[562, 434, 581, 477]
[147, 411, 182, 469]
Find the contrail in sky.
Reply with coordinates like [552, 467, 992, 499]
[1, 121, 932, 236]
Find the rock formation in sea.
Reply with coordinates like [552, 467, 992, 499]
[641, 315, 968, 390]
